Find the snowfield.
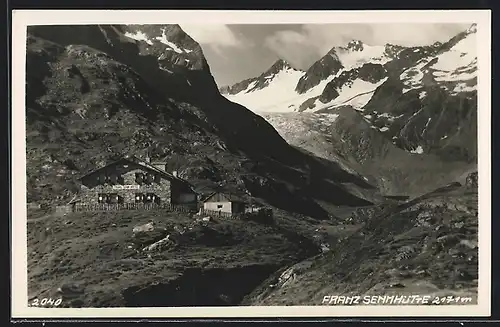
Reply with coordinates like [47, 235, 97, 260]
[431, 33, 477, 75]
[312, 78, 388, 112]
[124, 28, 193, 54]
[224, 67, 323, 113]
[400, 29, 477, 95]
[223, 41, 399, 114]
[124, 31, 153, 45]
[400, 59, 430, 93]
[337, 44, 390, 69]
[224, 68, 387, 114]
[155, 29, 186, 53]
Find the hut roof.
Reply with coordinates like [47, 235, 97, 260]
[202, 191, 246, 203]
[77, 155, 195, 191]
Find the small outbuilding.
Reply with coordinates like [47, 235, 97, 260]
[202, 192, 246, 214]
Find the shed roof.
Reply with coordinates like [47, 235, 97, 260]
[202, 191, 246, 203]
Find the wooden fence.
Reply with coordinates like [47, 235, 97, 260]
[55, 205, 73, 215]
[73, 202, 196, 213]
[198, 208, 274, 221]
[27, 203, 42, 210]
[59, 203, 273, 223]
[198, 208, 236, 219]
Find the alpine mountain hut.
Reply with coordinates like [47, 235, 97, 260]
[75, 155, 198, 208]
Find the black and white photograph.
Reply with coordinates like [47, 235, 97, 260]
[11, 9, 491, 318]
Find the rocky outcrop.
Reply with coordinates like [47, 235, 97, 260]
[383, 43, 406, 59]
[317, 63, 387, 104]
[295, 48, 344, 94]
[465, 171, 478, 189]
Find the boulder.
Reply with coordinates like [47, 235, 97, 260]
[143, 235, 175, 252]
[131, 222, 168, 249]
[132, 221, 155, 234]
[465, 171, 478, 189]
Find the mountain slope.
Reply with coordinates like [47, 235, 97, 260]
[220, 59, 301, 96]
[298, 62, 389, 112]
[362, 24, 478, 162]
[220, 59, 307, 113]
[26, 24, 383, 220]
[295, 40, 399, 94]
[261, 108, 475, 197]
[243, 175, 478, 305]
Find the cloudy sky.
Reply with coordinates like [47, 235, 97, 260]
[180, 23, 470, 87]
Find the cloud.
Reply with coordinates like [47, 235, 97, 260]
[367, 23, 470, 46]
[264, 30, 321, 69]
[264, 23, 471, 67]
[180, 24, 248, 54]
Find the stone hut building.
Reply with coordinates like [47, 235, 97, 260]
[75, 155, 197, 207]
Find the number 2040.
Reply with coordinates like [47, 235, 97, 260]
[30, 298, 62, 307]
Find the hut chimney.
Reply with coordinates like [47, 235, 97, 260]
[151, 161, 167, 171]
[173, 171, 178, 177]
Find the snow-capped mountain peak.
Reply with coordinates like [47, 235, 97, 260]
[222, 38, 404, 113]
[398, 23, 477, 96]
[384, 43, 406, 58]
[342, 39, 364, 52]
[263, 58, 301, 77]
[269, 58, 295, 70]
[219, 58, 302, 97]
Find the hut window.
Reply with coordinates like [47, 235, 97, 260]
[145, 193, 155, 203]
[145, 173, 154, 184]
[217, 204, 223, 209]
[154, 174, 161, 183]
[98, 193, 105, 203]
[135, 193, 144, 203]
[108, 193, 119, 204]
[110, 174, 118, 184]
[135, 173, 144, 184]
